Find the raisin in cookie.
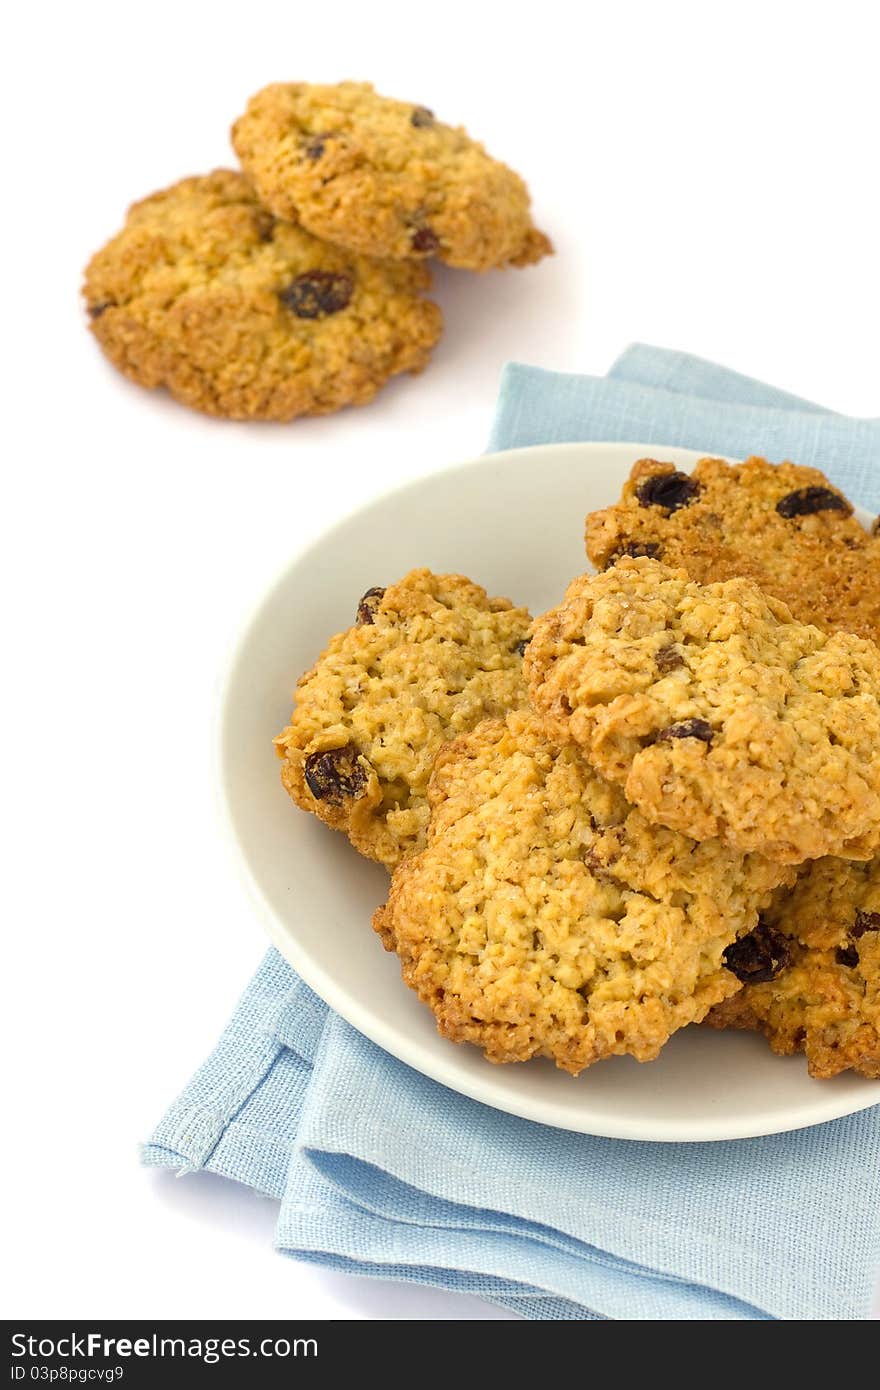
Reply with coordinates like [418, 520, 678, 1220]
[585, 456, 880, 645]
[373, 711, 790, 1074]
[706, 855, 880, 1078]
[525, 557, 880, 863]
[274, 570, 531, 869]
[83, 170, 442, 420]
[232, 82, 551, 270]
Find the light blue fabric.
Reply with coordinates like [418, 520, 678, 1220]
[144, 347, 880, 1319]
[488, 349, 879, 512]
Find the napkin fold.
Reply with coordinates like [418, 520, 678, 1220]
[144, 346, 880, 1320]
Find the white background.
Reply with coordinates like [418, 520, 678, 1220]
[5, 0, 879, 1321]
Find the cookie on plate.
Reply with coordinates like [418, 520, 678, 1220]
[706, 855, 880, 1078]
[274, 569, 531, 869]
[231, 81, 552, 270]
[373, 711, 791, 1074]
[83, 170, 442, 420]
[585, 456, 880, 645]
[524, 557, 880, 863]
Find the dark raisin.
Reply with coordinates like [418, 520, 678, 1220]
[279, 272, 354, 319]
[410, 106, 435, 128]
[723, 922, 791, 984]
[304, 746, 367, 804]
[635, 471, 701, 512]
[655, 644, 684, 673]
[836, 945, 859, 968]
[852, 910, 880, 938]
[303, 131, 334, 159]
[88, 301, 113, 319]
[776, 486, 852, 518]
[515, 638, 531, 657]
[254, 210, 276, 242]
[653, 718, 713, 744]
[872, 516, 879, 537]
[356, 587, 386, 625]
[411, 226, 440, 255]
[607, 541, 661, 568]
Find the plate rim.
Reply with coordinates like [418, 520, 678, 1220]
[215, 440, 880, 1142]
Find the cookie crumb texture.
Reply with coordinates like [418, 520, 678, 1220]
[232, 82, 552, 270]
[707, 855, 880, 1078]
[274, 570, 531, 869]
[82, 170, 442, 420]
[374, 711, 789, 1073]
[525, 558, 880, 863]
[585, 456, 880, 645]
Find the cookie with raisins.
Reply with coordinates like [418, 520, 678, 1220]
[524, 558, 880, 863]
[232, 82, 551, 270]
[373, 711, 789, 1073]
[83, 170, 441, 420]
[585, 456, 880, 645]
[274, 569, 531, 869]
[707, 855, 880, 1079]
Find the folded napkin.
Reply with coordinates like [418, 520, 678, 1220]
[490, 346, 879, 510]
[144, 346, 880, 1320]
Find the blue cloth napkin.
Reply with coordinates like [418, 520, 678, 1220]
[144, 346, 880, 1320]
[489, 347, 879, 511]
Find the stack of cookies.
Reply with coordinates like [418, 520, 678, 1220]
[82, 82, 551, 421]
[276, 458, 880, 1080]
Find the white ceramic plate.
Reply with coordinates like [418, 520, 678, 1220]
[218, 441, 880, 1141]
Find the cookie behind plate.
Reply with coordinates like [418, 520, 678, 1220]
[83, 169, 442, 421]
[232, 81, 552, 270]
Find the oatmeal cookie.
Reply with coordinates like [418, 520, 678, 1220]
[373, 711, 790, 1073]
[706, 855, 880, 1078]
[525, 557, 880, 863]
[585, 456, 880, 645]
[231, 82, 551, 270]
[274, 569, 531, 869]
[82, 169, 442, 420]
